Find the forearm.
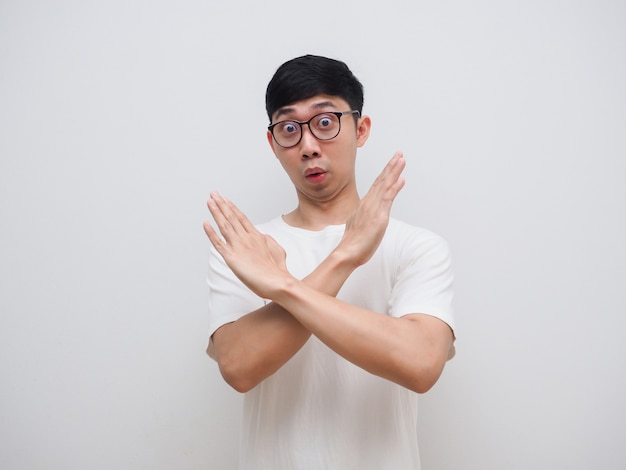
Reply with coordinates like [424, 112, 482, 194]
[211, 249, 358, 392]
[272, 279, 453, 393]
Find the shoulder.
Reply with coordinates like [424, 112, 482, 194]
[385, 218, 450, 253]
[380, 219, 453, 276]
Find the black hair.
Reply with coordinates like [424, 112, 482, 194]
[265, 55, 364, 122]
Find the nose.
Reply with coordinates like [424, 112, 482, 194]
[299, 124, 321, 159]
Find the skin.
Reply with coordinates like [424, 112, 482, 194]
[204, 95, 454, 393]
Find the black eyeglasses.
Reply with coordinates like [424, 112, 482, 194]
[268, 110, 360, 148]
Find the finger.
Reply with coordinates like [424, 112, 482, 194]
[367, 152, 406, 202]
[207, 196, 234, 238]
[203, 220, 228, 254]
[373, 152, 404, 189]
[208, 192, 247, 238]
[384, 152, 406, 185]
[379, 170, 405, 205]
[386, 156, 406, 197]
[211, 192, 258, 235]
[221, 195, 257, 234]
[393, 175, 406, 194]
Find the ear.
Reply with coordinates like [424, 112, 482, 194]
[356, 115, 371, 148]
[267, 130, 277, 155]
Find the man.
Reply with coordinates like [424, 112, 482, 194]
[204, 55, 455, 469]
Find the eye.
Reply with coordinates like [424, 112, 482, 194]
[318, 116, 333, 128]
[280, 122, 299, 134]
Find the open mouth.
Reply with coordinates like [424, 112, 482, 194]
[305, 171, 326, 182]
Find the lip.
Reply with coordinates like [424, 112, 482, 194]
[304, 167, 327, 183]
[304, 167, 326, 177]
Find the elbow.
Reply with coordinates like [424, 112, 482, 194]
[221, 370, 255, 394]
[217, 355, 258, 394]
[209, 336, 259, 393]
[410, 375, 439, 394]
[408, 373, 442, 394]
[404, 358, 446, 394]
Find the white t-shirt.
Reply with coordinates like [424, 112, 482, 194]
[207, 217, 455, 470]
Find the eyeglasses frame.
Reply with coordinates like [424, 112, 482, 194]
[268, 110, 361, 148]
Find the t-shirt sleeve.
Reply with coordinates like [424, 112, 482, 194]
[389, 229, 455, 335]
[206, 245, 265, 339]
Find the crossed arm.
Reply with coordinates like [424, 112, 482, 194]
[204, 153, 454, 393]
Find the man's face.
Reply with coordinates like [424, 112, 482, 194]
[267, 94, 371, 205]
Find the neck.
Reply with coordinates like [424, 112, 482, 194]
[283, 189, 360, 231]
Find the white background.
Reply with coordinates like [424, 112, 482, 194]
[1, 1, 625, 469]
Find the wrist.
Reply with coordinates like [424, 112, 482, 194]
[300, 247, 359, 297]
[327, 246, 361, 273]
[331, 242, 367, 270]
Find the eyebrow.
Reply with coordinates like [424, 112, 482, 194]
[273, 101, 338, 121]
